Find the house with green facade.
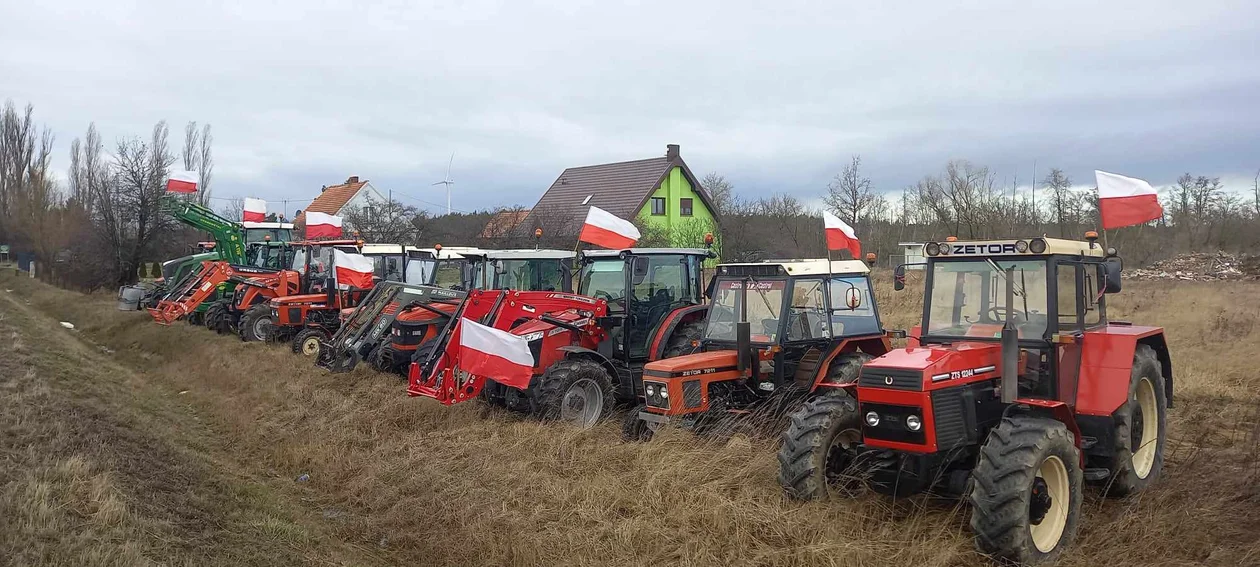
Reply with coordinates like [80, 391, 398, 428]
[525, 144, 720, 253]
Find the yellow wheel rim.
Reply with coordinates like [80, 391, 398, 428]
[1030, 455, 1070, 553]
[301, 337, 321, 356]
[1133, 377, 1159, 478]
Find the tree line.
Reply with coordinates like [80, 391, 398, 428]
[4, 97, 1258, 291]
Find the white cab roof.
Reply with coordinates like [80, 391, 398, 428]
[720, 259, 871, 276]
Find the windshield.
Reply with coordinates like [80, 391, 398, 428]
[372, 254, 406, 282]
[926, 259, 1050, 339]
[497, 259, 567, 291]
[703, 278, 786, 343]
[578, 259, 626, 313]
[405, 258, 436, 285]
[433, 259, 467, 289]
[244, 227, 292, 244]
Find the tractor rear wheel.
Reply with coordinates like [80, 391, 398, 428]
[1103, 344, 1167, 496]
[238, 305, 273, 342]
[292, 328, 328, 358]
[777, 388, 864, 500]
[534, 359, 615, 428]
[969, 416, 1082, 565]
[662, 320, 703, 358]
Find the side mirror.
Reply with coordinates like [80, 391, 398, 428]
[893, 264, 906, 291]
[844, 285, 862, 309]
[1103, 259, 1122, 294]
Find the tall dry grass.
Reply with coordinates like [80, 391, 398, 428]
[2, 270, 1259, 566]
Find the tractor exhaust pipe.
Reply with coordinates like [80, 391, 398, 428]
[737, 277, 751, 374]
[1000, 265, 1018, 404]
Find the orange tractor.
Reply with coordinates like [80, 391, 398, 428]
[243, 239, 377, 343]
[623, 258, 891, 440]
[777, 235, 1171, 565]
[148, 241, 299, 326]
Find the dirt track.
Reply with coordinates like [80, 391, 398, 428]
[2, 271, 1259, 566]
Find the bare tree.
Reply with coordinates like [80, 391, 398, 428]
[180, 121, 214, 205]
[218, 197, 244, 221]
[824, 155, 878, 226]
[342, 194, 427, 244]
[701, 172, 734, 217]
[1043, 168, 1073, 237]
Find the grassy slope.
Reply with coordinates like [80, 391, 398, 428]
[2, 270, 1259, 566]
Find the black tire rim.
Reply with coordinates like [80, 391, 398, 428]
[825, 427, 862, 488]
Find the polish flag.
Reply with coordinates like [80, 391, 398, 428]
[166, 170, 198, 193]
[332, 248, 375, 290]
[1096, 171, 1164, 230]
[305, 211, 343, 239]
[456, 318, 535, 389]
[823, 210, 861, 259]
[242, 198, 267, 222]
[578, 206, 640, 249]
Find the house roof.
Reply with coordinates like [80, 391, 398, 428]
[294, 176, 368, 226]
[480, 208, 532, 239]
[525, 145, 716, 231]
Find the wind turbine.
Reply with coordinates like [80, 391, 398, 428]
[431, 152, 455, 216]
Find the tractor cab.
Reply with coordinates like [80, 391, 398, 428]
[464, 249, 575, 292]
[242, 220, 295, 244]
[243, 239, 296, 270]
[779, 234, 1172, 565]
[626, 258, 890, 438]
[411, 246, 483, 290]
[578, 248, 711, 365]
[359, 244, 437, 285]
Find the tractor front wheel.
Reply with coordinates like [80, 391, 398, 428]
[777, 389, 864, 500]
[621, 403, 663, 442]
[238, 305, 273, 342]
[203, 301, 227, 332]
[534, 359, 615, 428]
[969, 416, 1082, 565]
[1103, 344, 1167, 496]
[292, 328, 328, 358]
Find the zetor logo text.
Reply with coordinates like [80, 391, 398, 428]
[950, 243, 1018, 255]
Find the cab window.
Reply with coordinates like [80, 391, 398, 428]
[828, 277, 881, 336]
[579, 259, 627, 313]
[786, 278, 828, 341]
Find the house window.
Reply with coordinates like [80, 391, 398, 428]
[680, 198, 693, 216]
[651, 197, 666, 216]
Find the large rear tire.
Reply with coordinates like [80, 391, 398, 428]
[1103, 344, 1167, 496]
[238, 304, 273, 342]
[662, 319, 703, 358]
[533, 359, 615, 428]
[777, 388, 864, 500]
[969, 417, 1082, 565]
[203, 301, 227, 332]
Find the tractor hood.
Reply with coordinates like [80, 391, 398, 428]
[644, 351, 741, 377]
[861, 341, 1003, 391]
[270, 293, 327, 308]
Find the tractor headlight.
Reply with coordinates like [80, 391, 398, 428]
[1014, 239, 1029, 253]
[865, 411, 880, 427]
[646, 384, 655, 397]
[924, 242, 940, 256]
[1029, 238, 1047, 254]
[937, 242, 952, 255]
[659, 388, 668, 399]
[905, 414, 922, 431]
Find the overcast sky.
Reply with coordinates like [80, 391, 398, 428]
[3, 1, 1258, 216]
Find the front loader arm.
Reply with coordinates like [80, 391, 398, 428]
[407, 290, 608, 404]
[147, 262, 232, 324]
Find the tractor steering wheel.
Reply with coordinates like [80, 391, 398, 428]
[986, 305, 1026, 322]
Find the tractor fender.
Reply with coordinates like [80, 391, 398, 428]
[1003, 398, 1085, 465]
[1137, 332, 1174, 409]
[810, 335, 894, 390]
[647, 304, 709, 361]
[556, 345, 622, 392]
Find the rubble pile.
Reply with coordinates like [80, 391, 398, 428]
[1127, 252, 1260, 282]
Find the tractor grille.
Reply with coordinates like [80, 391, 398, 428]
[859, 368, 923, 391]
[931, 387, 971, 450]
[682, 380, 703, 410]
[287, 307, 301, 324]
[860, 402, 926, 444]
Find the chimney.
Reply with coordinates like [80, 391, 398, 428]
[347, 175, 359, 184]
[666, 144, 680, 160]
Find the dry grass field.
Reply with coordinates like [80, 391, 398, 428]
[2, 269, 1259, 566]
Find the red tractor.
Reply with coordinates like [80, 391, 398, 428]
[777, 234, 1171, 565]
[408, 247, 715, 427]
[243, 240, 376, 343]
[623, 258, 892, 440]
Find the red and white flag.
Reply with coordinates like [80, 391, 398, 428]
[456, 318, 535, 389]
[305, 211, 343, 239]
[332, 248, 375, 290]
[578, 206, 640, 249]
[823, 210, 861, 259]
[242, 198, 267, 222]
[1096, 170, 1164, 230]
[166, 170, 198, 193]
